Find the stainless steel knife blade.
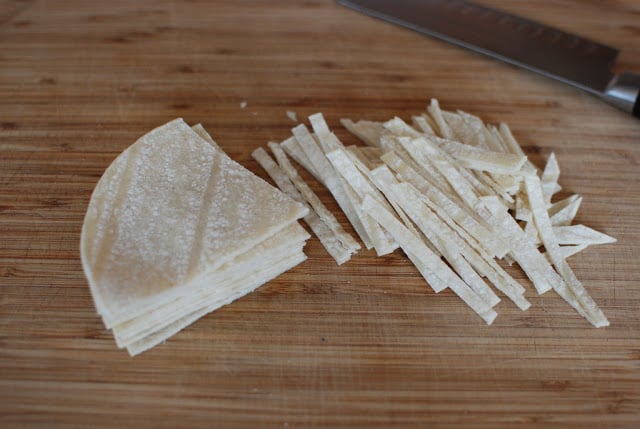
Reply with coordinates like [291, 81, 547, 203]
[337, 0, 640, 118]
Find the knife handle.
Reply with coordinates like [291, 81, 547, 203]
[602, 72, 640, 118]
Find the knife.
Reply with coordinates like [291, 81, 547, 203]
[337, 0, 640, 118]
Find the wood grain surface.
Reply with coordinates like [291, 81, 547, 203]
[1, 1, 639, 427]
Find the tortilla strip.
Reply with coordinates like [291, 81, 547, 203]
[362, 195, 497, 325]
[524, 175, 609, 327]
[381, 151, 505, 258]
[497, 123, 526, 159]
[549, 194, 582, 226]
[543, 244, 589, 263]
[411, 115, 436, 135]
[480, 196, 562, 295]
[326, 148, 398, 256]
[347, 146, 385, 170]
[309, 114, 397, 254]
[398, 184, 533, 309]
[436, 138, 527, 175]
[267, 142, 361, 255]
[427, 98, 453, 139]
[541, 152, 561, 205]
[388, 183, 503, 308]
[340, 118, 385, 147]
[552, 224, 617, 246]
[309, 113, 345, 154]
[383, 117, 423, 139]
[382, 134, 458, 199]
[442, 110, 483, 148]
[280, 136, 324, 184]
[366, 165, 425, 242]
[252, 146, 357, 265]
[292, 124, 373, 249]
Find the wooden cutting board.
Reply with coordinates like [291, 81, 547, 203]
[1, 1, 639, 427]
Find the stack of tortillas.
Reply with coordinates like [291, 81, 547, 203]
[81, 119, 309, 356]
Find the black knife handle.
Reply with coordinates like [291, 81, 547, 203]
[602, 72, 640, 119]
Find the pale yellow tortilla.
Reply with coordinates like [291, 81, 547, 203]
[81, 118, 308, 329]
[112, 223, 309, 347]
[126, 250, 308, 356]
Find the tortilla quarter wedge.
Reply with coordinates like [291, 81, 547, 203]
[81, 118, 309, 352]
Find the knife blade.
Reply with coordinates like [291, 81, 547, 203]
[337, 0, 639, 118]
